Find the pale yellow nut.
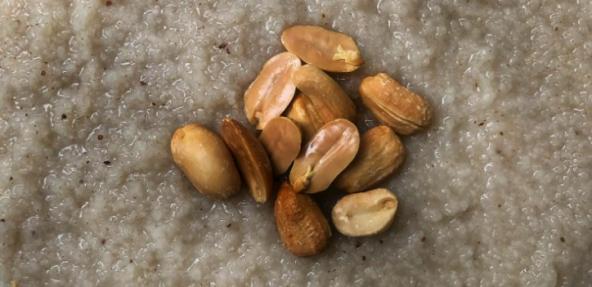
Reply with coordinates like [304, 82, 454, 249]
[274, 182, 331, 257]
[335, 125, 405, 193]
[170, 123, 241, 199]
[281, 25, 363, 72]
[244, 52, 301, 130]
[259, 117, 302, 175]
[359, 73, 432, 135]
[332, 188, 398, 237]
[289, 119, 360, 194]
[220, 118, 273, 203]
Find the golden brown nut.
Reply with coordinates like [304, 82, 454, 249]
[290, 64, 357, 139]
[170, 123, 241, 199]
[359, 73, 432, 135]
[220, 118, 273, 203]
[285, 94, 324, 142]
[244, 52, 301, 129]
[281, 25, 363, 72]
[332, 188, 398, 237]
[289, 119, 360, 194]
[335, 125, 405, 193]
[274, 182, 331, 256]
[259, 117, 302, 175]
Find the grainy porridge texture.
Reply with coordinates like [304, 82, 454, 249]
[1, 0, 591, 286]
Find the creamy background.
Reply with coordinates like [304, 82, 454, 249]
[1, 0, 591, 286]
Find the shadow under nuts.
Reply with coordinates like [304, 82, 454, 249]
[244, 52, 301, 130]
[289, 119, 360, 194]
[335, 125, 405, 193]
[360, 73, 432, 135]
[332, 188, 398, 237]
[259, 117, 302, 175]
[170, 123, 241, 199]
[281, 25, 363, 73]
[221, 118, 273, 203]
[274, 182, 331, 257]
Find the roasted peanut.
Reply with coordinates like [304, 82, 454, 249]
[289, 119, 360, 194]
[171, 123, 241, 199]
[332, 188, 398, 237]
[259, 117, 302, 175]
[274, 182, 331, 256]
[221, 118, 274, 203]
[360, 73, 432, 135]
[244, 52, 301, 129]
[335, 125, 405, 193]
[281, 25, 363, 72]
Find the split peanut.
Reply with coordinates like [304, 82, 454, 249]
[259, 117, 302, 175]
[332, 188, 398, 237]
[281, 25, 363, 72]
[244, 52, 301, 130]
[289, 119, 360, 194]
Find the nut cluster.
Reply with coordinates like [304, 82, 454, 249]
[170, 25, 432, 256]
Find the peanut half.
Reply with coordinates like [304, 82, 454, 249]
[171, 123, 241, 199]
[274, 182, 331, 256]
[244, 52, 301, 130]
[359, 73, 432, 135]
[220, 118, 273, 203]
[335, 125, 405, 193]
[289, 119, 360, 194]
[286, 94, 324, 141]
[332, 188, 398, 237]
[259, 117, 302, 175]
[291, 64, 357, 137]
[281, 25, 363, 72]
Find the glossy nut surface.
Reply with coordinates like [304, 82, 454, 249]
[281, 25, 362, 72]
[244, 52, 301, 130]
[171, 123, 241, 199]
[289, 119, 360, 194]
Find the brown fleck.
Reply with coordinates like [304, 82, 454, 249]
[355, 241, 362, 248]
[379, 239, 383, 244]
[97, 134, 104, 140]
[101, 239, 106, 245]
[40, 70, 46, 76]
[61, 114, 67, 120]
[321, 13, 326, 18]
[0, 219, 5, 222]
[362, 255, 366, 261]
[421, 236, 426, 242]
[103, 160, 111, 166]
[560, 237, 565, 242]
[106, 0, 112, 6]
[9, 176, 13, 181]
[499, 131, 504, 136]
[140, 81, 147, 86]
[226, 223, 232, 228]
[478, 121, 485, 126]
[129, 259, 134, 263]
